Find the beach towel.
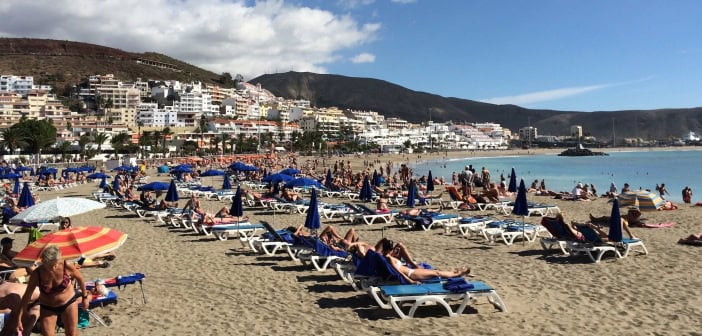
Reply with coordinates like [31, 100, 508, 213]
[443, 278, 474, 293]
[641, 222, 675, 228]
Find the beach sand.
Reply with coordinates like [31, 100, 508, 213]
[14, 151, 702, 335]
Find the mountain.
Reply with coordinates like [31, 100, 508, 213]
[251, 71, 702, 139]
[0, 38, 227, 94]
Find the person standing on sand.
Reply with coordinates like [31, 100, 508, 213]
[657, 183, 670, 199]
[682, 186, 692, 204]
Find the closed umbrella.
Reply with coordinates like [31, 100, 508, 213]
[325, 169, 333, 189]
[359, 176, 373, 202]
[304, 189, 321, 235]
[372, 170, 379, 187]
[512, 179, 529, 245]
[608, 198, 623, 242]
[406, 179, 417, 208]
[222, 175, 232, 190]
[165, 179, 179, 202]
[13, 226, 127, 267]
[426, 171, 435, 193]
[18, 182, 34, 208]
[508, 167, 517, 193]
[112, 176, 121, 193]
[12, 179, 20, 195]
[99, 177, 108, 189]
[11, 197, 106, 223]
[230, 186, 244, 228]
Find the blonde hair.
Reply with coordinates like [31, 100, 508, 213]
[41, 245, 61, 264]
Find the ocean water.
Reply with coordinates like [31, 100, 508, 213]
[410, 150, 701, 203]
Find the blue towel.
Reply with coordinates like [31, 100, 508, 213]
[443, 278, 474, 293]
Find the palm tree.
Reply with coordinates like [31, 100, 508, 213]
[93, 132, 109, 154]
[78, 135, 91, 161]
[0, 128, 26, 154]
[111, 132, 130, 154]
[211, 137, 222, 154]
[152, 130, 162, 153]
[136, 121, 144, 158]
[161, 127, 173, 155]
[219, 133, 231, 154]
[59, 141, 71, 160]
[228, 137, 237, 154]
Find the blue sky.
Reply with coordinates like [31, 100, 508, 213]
[316, 0, 702, 111]
[2, 0, 701, 112]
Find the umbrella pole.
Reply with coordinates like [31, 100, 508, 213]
[522, 215, 526, 246]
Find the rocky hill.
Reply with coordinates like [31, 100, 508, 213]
[252, 71, 702, 139]
[0, 38, 227, 93]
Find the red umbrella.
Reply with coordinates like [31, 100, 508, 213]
[13, 226, 127, 266]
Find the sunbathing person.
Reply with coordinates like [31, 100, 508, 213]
[397, 206, 442, 217]
[0, 281, 40, 336]
[481, 183, 500, 203]
[678, 233, 702, 245]
[281, 188, 299, 202]
[287, 225, 359, 251]
[590, 207, 643, 227]
[347, 238, 421, 269]
[380, 239, 471, 284]
[376, 195, 390, 213]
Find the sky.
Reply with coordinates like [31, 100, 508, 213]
[1, 0, 701, 112]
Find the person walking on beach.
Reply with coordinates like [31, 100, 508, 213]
[682, 186, 693, 204]
[481, 167, 491, 190]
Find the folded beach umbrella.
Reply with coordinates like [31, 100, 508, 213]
[608, 198, 623, 242]
[18, 182, 35, 208]
[87, 172, 111, 180]
[222, 175, 232, 190]
[304, 189, 321, 234]
[512, 179, 529, 244]
[426, 171, 435, 193]
[137, 182, 170, 191]
[508, 167, 517, 193]
[359, 176, 373, 202]
[372, 170, 379, 188]
[406, 179, 417, 208]
[165, 179, 179, 202]
[13, 226, 127, 267]
[230, 186, 244, 218]
[99, 177, 108, 189]
[112, 176, 121, 192]
[325, 169, 333, 189]
[279, 168, 300, 176]
[11, 197, 106, 223]
[617, 190, 664, 211]
[13, 179, 20, 195]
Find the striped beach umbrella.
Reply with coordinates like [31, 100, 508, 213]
[13, 226, 127, 267]
[616, 190, 664, 211]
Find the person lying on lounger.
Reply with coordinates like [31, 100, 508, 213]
[347, 238, 421, 269]
[589, 208, 643, 227]
[397, 206, 442, 217]
[379, 239, 471, 284]
[287, 225, 359, 251]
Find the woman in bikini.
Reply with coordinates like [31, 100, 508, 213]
[14, 245, 89, 336]
[379, 240, 471, 284]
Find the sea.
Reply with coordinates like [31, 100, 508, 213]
[410, 149, 701, 203]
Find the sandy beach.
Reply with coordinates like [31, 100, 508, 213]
[12, 149, 702, 335]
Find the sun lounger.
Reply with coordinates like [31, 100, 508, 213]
[396, 212, 460, 231]
[443, 216, 493, 236]
[348, 204, 395, 225]
[481, 220, 540, 245]
[249, 222, 313, 259]
[298, 237, 349, 271]
[539, 216, 576, 254]
[567, 225, 622, 263]
[210, 222, 265, 244]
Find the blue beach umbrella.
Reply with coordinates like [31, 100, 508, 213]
[512, 179, 529, 244]
[508, 167, 517, 193]
[229, 162, 249, 171]
[200, 169, 225, 177]
[78, 166, 95, 172]
[165, 179, 179, 202]
[426, 171, 435, 193]
[279, 168, 300, 176]
[15, 166, 32, 174]
[359, 176, 373, 202]
[1, 172, 21, 179]
[608, 198, 623, 242]
[406, 179, 417, 208]
[137, 182, 170, 191]
[99, 177, 108, 189]
[13, 179, 20, 195]
[263, 173, 294, 185]
[325, 169, 333, 189]
[304, 189, 321, 234]
[18, 182, 35, 208]
[87, 172, 111, 180]
[284, 177, 323, 189]
[222, 175, 232, 190]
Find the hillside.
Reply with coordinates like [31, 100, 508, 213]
[252, 71, 702, 139]
[0, 38, 226, 93]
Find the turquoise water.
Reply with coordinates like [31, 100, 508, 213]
[411, 150, 701, 203]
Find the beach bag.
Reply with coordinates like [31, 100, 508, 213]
[77, 310, 90, 329]
[28, 228, 43, 244]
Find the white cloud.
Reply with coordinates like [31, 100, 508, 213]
[337, 0, 375, 9]
[481, 77, 654, 106]
[391, 0, 417, 4]
[350, 52, 376, 63]
[0, 0, 380, 79]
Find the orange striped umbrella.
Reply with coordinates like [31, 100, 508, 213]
[13, 226, 127, 266]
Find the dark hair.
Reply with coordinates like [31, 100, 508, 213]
[285, 226, 297, 234]
[380, 238, 394, 254]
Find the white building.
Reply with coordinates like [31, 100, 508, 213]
[137, 103, 182, 127]
[0, 75, 37, 95]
